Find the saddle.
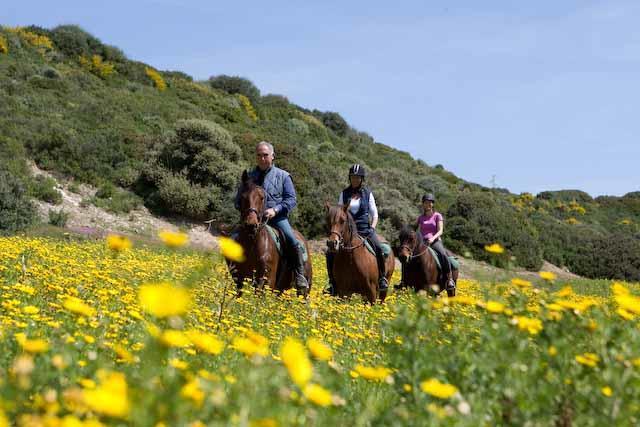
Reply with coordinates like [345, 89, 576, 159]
[230, 226, 308, 263]
[265, 225, 308, 263]
[363, 238, 392, 258]
[428, 247, 460, 271]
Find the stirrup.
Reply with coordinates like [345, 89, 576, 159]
[378, 277, 389, 290]
[295, 274, 309, 290]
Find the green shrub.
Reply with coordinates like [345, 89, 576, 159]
[0, 171, 37, 232]
[287, 118, 309, 135]
[313, 110, 349, 136]
[90, 188, 142, 214]
[29, 175, 62, 204]
[447, 191, 543, 269]
[156, 172, 211, 218]
[48, 209, 69, 227]
[49, 25, 103, 58]
[208, 75, 260, 102]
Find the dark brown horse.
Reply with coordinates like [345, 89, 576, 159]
[396, 226, 457, 297]
[226, 171, 312, 296]
[325, 204, 395, 303]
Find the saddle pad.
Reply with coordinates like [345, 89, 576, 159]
[228, 227, 308, 263]
[427, 247, 459, 271]
[364, 239, 392, 257]
[265, 225, 308, 263]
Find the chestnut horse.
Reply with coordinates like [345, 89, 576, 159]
[396, 226, 457, 297]
[226, 171, 312, 296]
[325, 204, 395, 303]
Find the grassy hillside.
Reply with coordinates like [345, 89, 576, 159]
[1, 24, 639, 280]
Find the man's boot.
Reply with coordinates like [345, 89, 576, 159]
[293, 244, 309, 293]
[446, 272, 456, 291]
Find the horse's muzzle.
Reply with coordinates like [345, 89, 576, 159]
[326, 239, 339, 252]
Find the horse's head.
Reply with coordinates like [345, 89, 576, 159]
[325, 203, 350, 252]
[239, 170, 266, 235]
[398, 225, 422, 263]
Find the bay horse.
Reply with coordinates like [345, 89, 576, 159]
[325, 203, 395, 303]
[396, 226, 457, 297]
[226, 171, 312, 296]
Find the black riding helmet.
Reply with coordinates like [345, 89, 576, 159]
[422, 193, 435, 203]
[349, 164, 366, 178]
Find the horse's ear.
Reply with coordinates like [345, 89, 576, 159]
[241, 170, 249, 184]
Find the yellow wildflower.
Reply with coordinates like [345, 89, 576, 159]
[106, 235, 132, 252]
[575, 353, 600, 368]
[617, 308, 635, 320]
[353, 365, 393, 382]
[160, 330, 191, 348]
[615, 294, 640, 315]
[539, 271, 556, 281]
[484, 243, 504, 254]
[511, 278, 532, 288]
[181, 378, 205, 407]
[611, 282, 629, 296]
[280, 337, 313, 387]
[219, 237, 246, 262]
[23, 305, 39, 314]
[548, 346, 558, 356]
[17, 334, 49, 353]
[232, 331, 269, 358]
[601, 386, 613, 397]
[303, 383, 333, 407]
[83, 371, 129, 419]
[554, 286, 573, 298]
[514, 316, 543, 335]
[63, 297, 96, 317]
[251, 419, 278, 427]
[485, 301, 505, 314]
[186, 330, 224, 355]
[307, 338, 333, 361]
[158, 230, 189, 248]
[138, 282, 191, 318]
[420, 378, 459, 399]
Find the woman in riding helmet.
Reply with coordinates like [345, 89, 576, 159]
[415, 193, 455, 291]
[326, 164, 388, 295]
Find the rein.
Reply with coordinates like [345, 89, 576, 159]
[400, 240, 429, 262]
[328, 213, 366, 253]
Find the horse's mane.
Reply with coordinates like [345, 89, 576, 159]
[399, 225, 423, 245]
[328, 205, 359, 237]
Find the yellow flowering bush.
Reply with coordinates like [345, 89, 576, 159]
[0, 35, 8, 54]
[79, 54, 116, 79]
[145, 67, 166, 91]
[237, 94, 258, 121]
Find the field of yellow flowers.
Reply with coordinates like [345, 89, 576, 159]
[1, 235, 639, 426]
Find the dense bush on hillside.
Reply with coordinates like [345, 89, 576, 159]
[0, 171, 37, 232]
[446, 191, 543, 269]
[209, 74, 260, 102]
[1, 24, 639, 278]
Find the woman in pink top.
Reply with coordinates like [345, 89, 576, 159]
[415, 193, 455, 291]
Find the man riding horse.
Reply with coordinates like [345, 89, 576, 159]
[234, 141, 309, 293]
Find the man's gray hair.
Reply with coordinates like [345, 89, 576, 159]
[256, 141, 275, 155]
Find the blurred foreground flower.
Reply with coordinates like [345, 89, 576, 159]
[539, 271, 556, 281]
[219, 237, 246, 262]
[307, 338, 333, 361]
[303, 383, 333, 407]
[352, 365, 393, 382]
[420, 378, 459, 399]
[106, 234, 132, 252]
[83, 370, 130, 419]
[64, 296, 96, 317]
[484, 243, 504, 254]
[280, 337, 312, 387]
[138, 282, 191, 318]
[159, 230, 189, 248]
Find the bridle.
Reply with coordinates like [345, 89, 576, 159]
[327, 210, 366, 252]
[399, 237, 429, 262]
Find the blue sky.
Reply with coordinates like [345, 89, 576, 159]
[5, 0, 640, 197]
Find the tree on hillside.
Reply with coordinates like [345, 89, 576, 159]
[209, 75, 260, 102]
